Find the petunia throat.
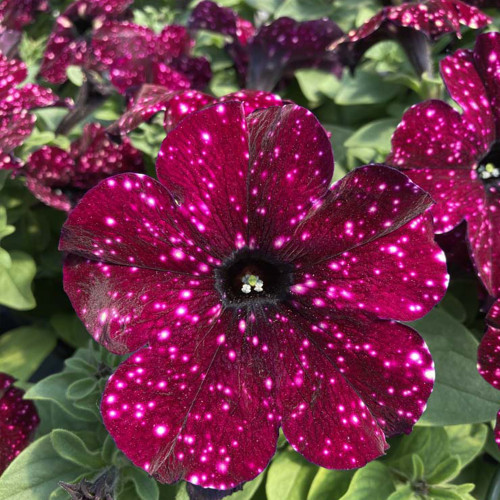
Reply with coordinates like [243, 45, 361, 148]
[214, 247, 294, 308]
[477, 141, 500, 188]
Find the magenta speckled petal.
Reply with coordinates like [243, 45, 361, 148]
[405, 168, 485, 234]
[188, 1, 240, 39]
[218, 90, 283, 115]
[278, 310, 433, 455]
[153, 61, 197, 91]
[164, 91, 216, 132]
[286, 165, 435, 264]
[247, 17, 343, 90]
[0, 373, 39, 474]
[474, 32, 500, 137]
[468, 190, 500, 297]
[293, 213, 447, 322]
[246, 104, 333, 252]
[0, 0, 48, 30]
[0, 54, 26, 88]
[441, 49, 495, 152]
[102, 320, 279, 487]
[63, 255, 219, 354]
[156, 102, 249, 258]
[167, 56, 212, 90]
[157, 26, 193, 59]
[478, 299, 500, 391]
[388, 100, 485, 170]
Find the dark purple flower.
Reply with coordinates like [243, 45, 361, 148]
[24, 123, 144, 211]
[91, 22, 211, 94]
[478, 299, 500, 448]
[0, 0, 48, 30]
[39, 0, 133, 84]
[337, 0, 491, 75]
[60, 102, 447, 488]
[0, 52, 60, 170]
[188, 1, 343, 91]
[0, 373, 39, 474]
[388, 31, 500, 297]
[107, 86, 283, 136]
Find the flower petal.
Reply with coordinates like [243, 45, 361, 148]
[468, 190, 500, 297]
[102, 315, 279, 488]
[0, 0, 48, 30]
[478, 299, 500, 391]
[0, 373, 39, 474]
[403, 168, 485, 233]
[246, 104, 333, 253]
[156, 102, 249, 257]
[286, 165, 433, 265]
[62, 255, 218, 354]
[60, 172, 214, 270]
[440, 48, 495, 152]
[218, 90, 283, 115]
[292, 213, 447, 322]
[388, 100, 484, 171]
[247, 18, 343, 91]
[188, 1, 240, 39]
[473, 32, 500, 137]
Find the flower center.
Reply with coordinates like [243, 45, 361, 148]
[214, 248, 293, 308]
[477, 142, 500, 188]
[73, 16, 93, 36]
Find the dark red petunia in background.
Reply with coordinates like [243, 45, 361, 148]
[0, 0, 48, 31]
[0, 52, 61, 170]
[107, 86, 283, 136]
[60, 102, 448, 489]
[23, 123, 144, 211]
[0, 373, 39, 475]
[39, 0, 133, 84]
[188, 0, 344, 91]
[478, 299, 500, 447]
[388, 31, 500, 298]
[91, 22, 211, 95]
[337, 0, 491, 75]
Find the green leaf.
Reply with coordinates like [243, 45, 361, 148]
[296, 69, 341, 105]
[445, 424, 488, 468]
[229, 470, 266, 500]
[426, 456, 461, 485]
[411, 308, 500, 425]
[66, 65, 84, 86]
[274, 0, 333, 19]
[386, 485, 419, 500]
[0, 251, 36, 310]
[66, 378, 98, 400]
[50, 313, 90, 348]
[25, 372, 96, 422]
[323, 124, 353, 181]
[410, 454, 425, 482]
[0, 435, 87, 500]
[339, 462, 396, 500]
[344, 118, 399, 159]
[266, 448, 318, 500]
[51, 429, 105, 469]
[307, 469, 354, 500]
[0, 326, 56, 381]
[335, 71, 401, 105]
[122, 467, 159, 500]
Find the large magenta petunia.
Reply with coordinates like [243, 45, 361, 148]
[107, 86, 283, 136]
[39, 0, 133, 84]
[478, 299, 500, 448]
[0, 52, 61, 170]
[23, 123, 143, 211]
[188, 0, 343, 91]
[60, 102, 447, 489]
[0, 373, 39, 474]
[388, 32, 500, 297]
[91, 22, 211, 95]
[337, 0, 490, 75]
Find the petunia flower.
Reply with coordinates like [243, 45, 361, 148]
[0, 52, 62, 170]
[107, 86, 283, 136]
[337, 0, 491, 75]
[23, 123, 144, 211]
[91, 22, 211, 95]
[478, 299, 500, 448]
[0, 373, 39, 475]
[0, 0, 48, 31]
[388, 31, 500, 297]
[39, 0, 133, 84]
[60, 102, 448, 489]
[188, 0, 344, 91]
